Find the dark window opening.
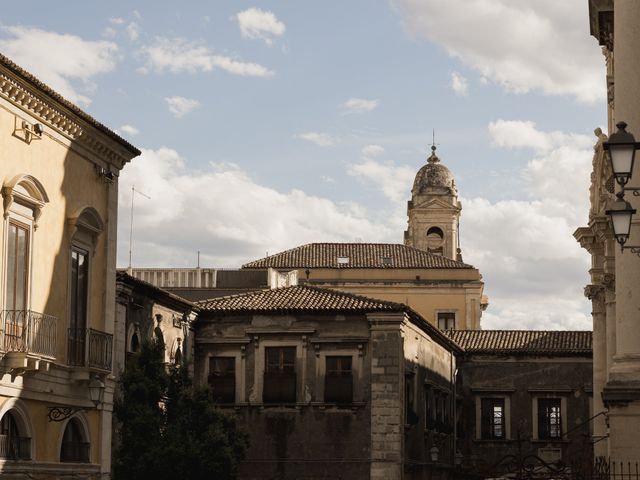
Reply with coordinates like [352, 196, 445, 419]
[538, 398, 562, 439]
[481, 398, 505, 439]
[60, 419, 89, 463]
[325, 356, 353, 404]
[208, 356, 235, 403]
[130, 333, 139, 353]
[0, 411, 30, 460]
[264, 347, 296, 403]
[437, 312, 456, 331]
[68, 247, 89, 366]
[405, 373, 418, 425]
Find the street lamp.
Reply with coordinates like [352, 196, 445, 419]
[603, 121, 640, 255]
[89, 377, 105, 407]
[604, 122, 640, 187]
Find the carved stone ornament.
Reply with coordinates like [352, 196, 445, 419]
[584, 284, 605, 301]
[589, 128, 614, 221]
[603, 273, 615, 291]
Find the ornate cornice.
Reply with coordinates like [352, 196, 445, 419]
[0, 68, 138, 168]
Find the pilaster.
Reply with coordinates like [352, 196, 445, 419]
[367, 312, 406, 480]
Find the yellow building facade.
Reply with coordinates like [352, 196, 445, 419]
[0, 54, 139, 477]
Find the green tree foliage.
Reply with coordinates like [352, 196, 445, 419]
[114, 339, 247, 480]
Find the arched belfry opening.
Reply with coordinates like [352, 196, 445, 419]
[404, 145, 462, 260]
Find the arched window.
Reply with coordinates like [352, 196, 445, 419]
[426, 226, 444, 255]
[60, 417, 90, 463]
[0, 410, 31, 460]
[130, 332, 140, 353]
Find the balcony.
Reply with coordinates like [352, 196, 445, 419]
[68, 328, 113, 372]
[0, 434, 31, 460]
[1, 310, 57, 361]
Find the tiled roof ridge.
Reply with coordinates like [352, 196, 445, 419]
[196, 284, 406, 311]
[444, 329, 592, 355]
[0, 52, 140, 155]
[242, 242, 473, 269]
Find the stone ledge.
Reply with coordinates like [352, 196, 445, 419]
[602, 382, 640, 406]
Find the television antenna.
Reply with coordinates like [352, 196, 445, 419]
[128, 185, 151, 271]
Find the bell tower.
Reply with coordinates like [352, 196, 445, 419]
[404, 146, 462, 261]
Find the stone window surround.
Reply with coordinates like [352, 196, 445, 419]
[435, 309, 458, 330]
[204, 345, 247, 404]
[1, 174, 49, 314]
[315, 347, 363, 404]
[531, 393, 568, 441]
[474, 394, 512, 441]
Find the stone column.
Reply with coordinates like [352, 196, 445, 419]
[586, 284, 607, 457]
[367, 312, 406, 480]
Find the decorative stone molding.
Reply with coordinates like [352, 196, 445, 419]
[602, 273, 615, 291]
[0, 69, 133, 167]
[585, 284, 605, 301]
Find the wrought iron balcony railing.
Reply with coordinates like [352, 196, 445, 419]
[68, 328, 113, 372]
[60, 441, 90, 463]
[0, 434, 31, 460]
[1, 310, 57, 359]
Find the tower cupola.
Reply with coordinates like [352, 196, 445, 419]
[404, 146, 462, 260]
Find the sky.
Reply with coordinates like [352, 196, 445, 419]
[0, 1, 607, 330]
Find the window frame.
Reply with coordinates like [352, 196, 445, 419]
[531, 395, 567, 441]
[208, 356, 236, 403]
[480, 397, 506, 440]
[437, 312, 456, 331]
[324, 355, 354, 405]
[537, 397, 563, 440]
[263, 346, 297, 404]
[474, 394, 511, 441]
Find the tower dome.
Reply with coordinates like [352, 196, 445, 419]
[404, 145, 461, 261]
[411, 145, 456, 195]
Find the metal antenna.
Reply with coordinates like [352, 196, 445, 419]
[128, 185, 151, 272]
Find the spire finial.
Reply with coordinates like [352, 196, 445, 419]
[428, 129, 439, 163]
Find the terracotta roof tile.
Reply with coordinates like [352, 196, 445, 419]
[197, 285, 406, 313]
[242, 243, 472, 269]
[444, 330, 592, 355]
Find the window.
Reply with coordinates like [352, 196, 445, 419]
[208, 357, 235, 403]
[60, 418, 89, 463]
[0, 411, 30, 460]
[481, 398, 505, 439]
[263, 347, 296, 403]
[68, 247, 89, 366]
[538, 398, 562, 439]
[6, 221, 29, 312]
[437, 312, 456, 330]
[405, 373, 418, 425]
[325, 356, 353, 404]
[425, 385, 434, 430]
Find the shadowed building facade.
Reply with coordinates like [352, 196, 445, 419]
[0, 53, 139, 477]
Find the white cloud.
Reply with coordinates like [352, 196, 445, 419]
[236, 8, 285, 46]
[295, 132, 337, 147]
[450, 71, 468, 96]
[137, 37, 273, 77]
[118, 148, 391, 267]
[393, 0, 604, 103]
[164, 96, 201, 118]
[0, 26, 118, 106]
[109, 17, 125, 25]
[120, 124, 140, 136]
[362, 145, 385, 157]
[489, 119, 592, 154]
[348, 160, 415, 203]
[127, 22, 140, 41]
[342, 98, 379, 114]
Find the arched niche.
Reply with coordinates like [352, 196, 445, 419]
[126, 323, 141, 354]
[426, 226, 444, 255]
[67, 206, 104, 253]
[2, 174, 49, 229]
[0, 398, 34, 460]
[59, 413, 90, 463]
